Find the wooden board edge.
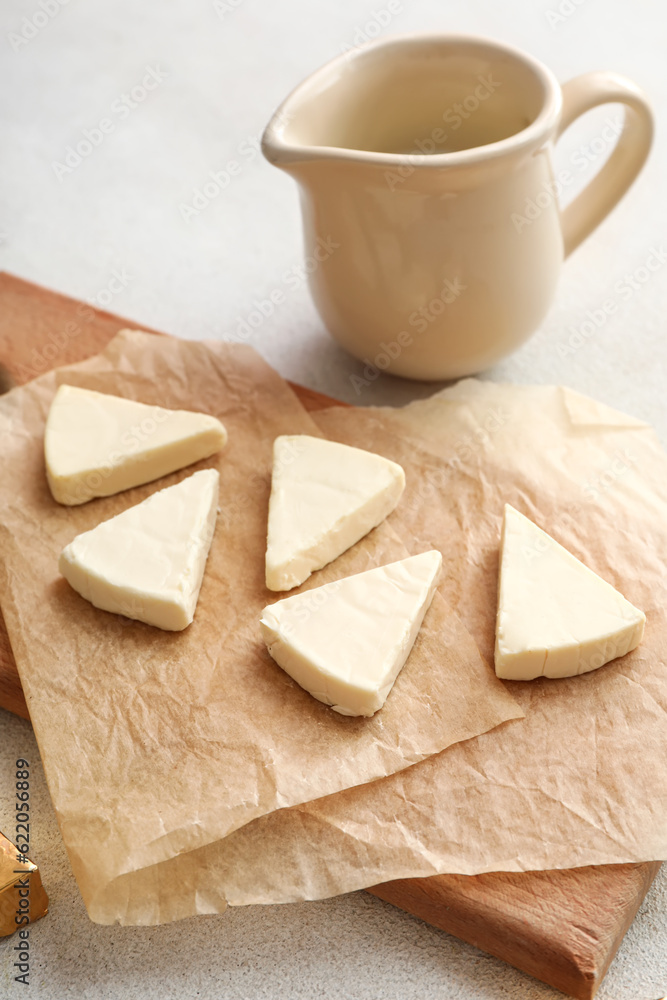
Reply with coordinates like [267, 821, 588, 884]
[369, 860, 663, 999]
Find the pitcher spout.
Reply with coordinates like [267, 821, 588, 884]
[261, 104, 314, 171]
[261, 88, 356, 172]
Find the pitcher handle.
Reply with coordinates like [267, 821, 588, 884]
[556, 72, 653, 258]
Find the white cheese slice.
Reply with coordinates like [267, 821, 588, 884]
[260, 550, 441, 716]
[265, 435, 406, 591]
[45, 384, 227, 505]
[59, 469, 219, 631]
[495, 504, 645, 680]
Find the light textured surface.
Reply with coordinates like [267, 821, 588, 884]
[0, 0, 666, 996]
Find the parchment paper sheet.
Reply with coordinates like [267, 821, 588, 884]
[0, 334, 520, 924]
[89, 378, 667, 918]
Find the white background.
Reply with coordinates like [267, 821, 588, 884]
[1, 0, 666, 997]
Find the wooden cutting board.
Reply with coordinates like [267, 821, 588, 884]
[0, 272, 660, 999]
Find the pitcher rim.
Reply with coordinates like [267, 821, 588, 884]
[262, 32, 563, 170]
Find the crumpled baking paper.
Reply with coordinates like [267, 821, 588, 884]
[87, 377, 667, 918]
[0, 333, 520, 924]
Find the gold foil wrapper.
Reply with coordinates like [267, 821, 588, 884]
[0, 831, 48, 936]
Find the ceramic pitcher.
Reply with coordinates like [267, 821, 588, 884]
[262, 35, 653, 380]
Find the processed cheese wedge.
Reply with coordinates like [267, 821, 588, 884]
[45, 384, 227, 505]
[59, 469, 219, 631]
[265, 435, 405, 591]
[495, 504, 645, 680]
[260, 550, 442, 717]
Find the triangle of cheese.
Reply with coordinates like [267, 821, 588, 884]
[59, 469, 219, 631]
[265, 435, 406, 591]
[260, 550, 441, 716]
[495, 504, 645, 680]
[45, 384, 227, 505]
